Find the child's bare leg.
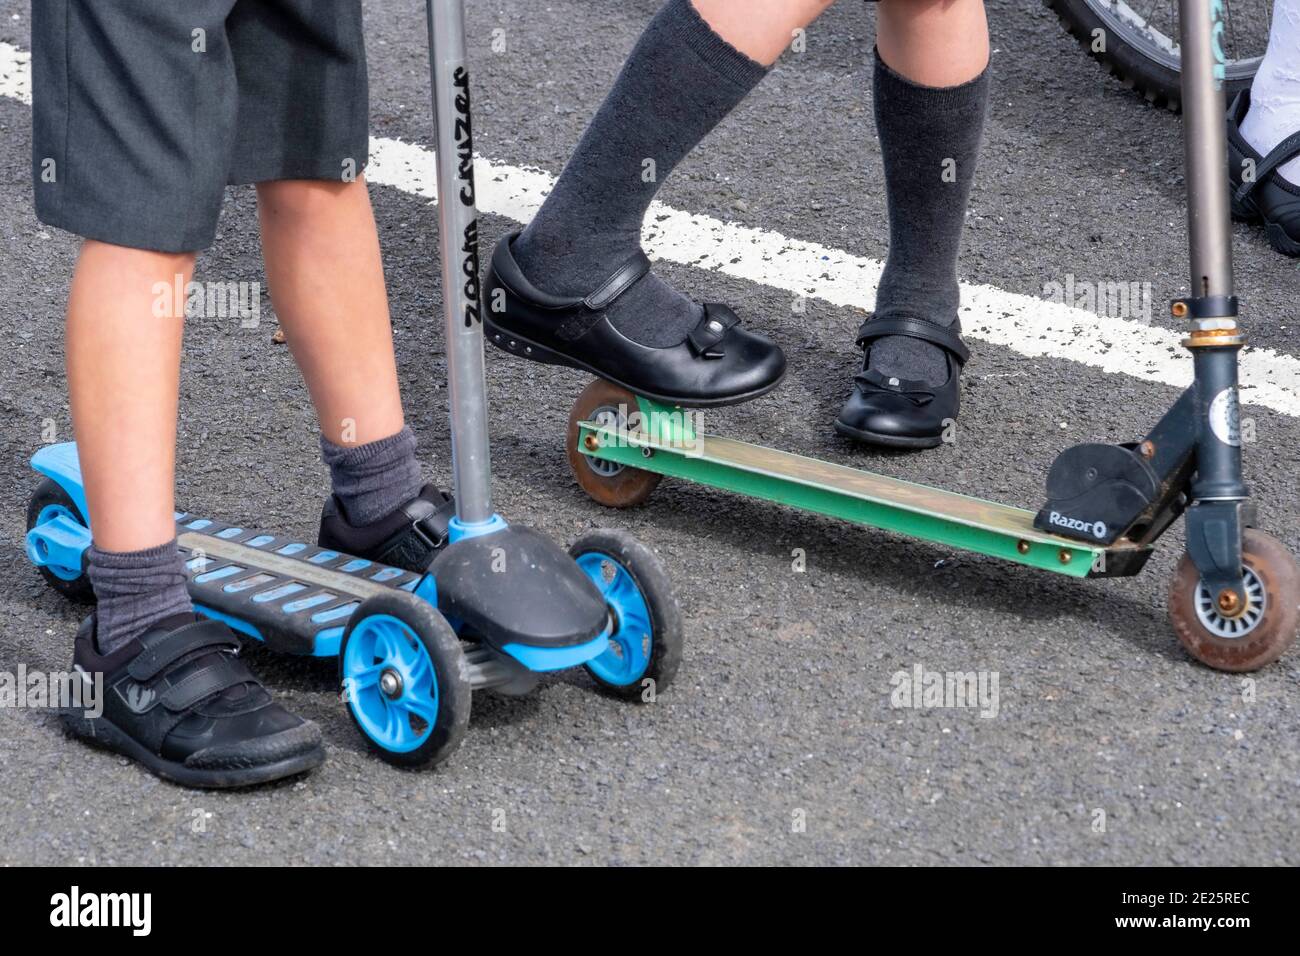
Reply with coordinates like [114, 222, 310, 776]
[66, 242, 195, 652]
[877, 0, 988, 86]
[257, 178, 405, 448]
[692, 0, 837, 65]
[67, 242, 191, 552]
[257, 178, 425, 529]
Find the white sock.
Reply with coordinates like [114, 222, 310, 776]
[1240, 0, 1300, 185]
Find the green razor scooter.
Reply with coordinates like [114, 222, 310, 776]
[554, 0, 1299, 673]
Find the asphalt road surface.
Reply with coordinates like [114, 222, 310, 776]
[1, 0, 1297, 865]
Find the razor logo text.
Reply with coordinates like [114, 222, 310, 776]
[1047, 511, 1108, 539]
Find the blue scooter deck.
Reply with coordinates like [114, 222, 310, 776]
[174, 513, 427, 658]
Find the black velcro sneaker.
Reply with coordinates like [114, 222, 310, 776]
[319, 484, 456, 574]
[63, 614, 324, 789]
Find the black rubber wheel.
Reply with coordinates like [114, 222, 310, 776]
[569, 529, 683, 701]
[1046, 0, 1262, 112]
[25, 478, 95, 604]
[339, 591, 471, 768]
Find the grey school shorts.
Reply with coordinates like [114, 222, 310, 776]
[31, 0, 369, 253]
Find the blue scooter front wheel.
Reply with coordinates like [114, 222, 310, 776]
[570, 529, 682, 701]
[340, 592, 470, 768]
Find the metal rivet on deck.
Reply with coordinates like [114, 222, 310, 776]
[1016, 540, 1030, 555]
[1058, 549, 1072, 564]
[584, 434, 601, 451]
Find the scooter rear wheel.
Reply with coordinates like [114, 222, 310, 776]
[1169, 529, 1300, 672]
[26, 478, 95, 604]
[567, 379, 662, 508]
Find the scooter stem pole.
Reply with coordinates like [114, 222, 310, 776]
[1178, 0, 1234, 309]
[426, 0, 493, 524]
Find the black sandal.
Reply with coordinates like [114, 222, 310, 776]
[482, 231, 786, 407]
[1227, 91, 1300, 258]
[63, 614, 324, 789]
[834, 316, 969, 450]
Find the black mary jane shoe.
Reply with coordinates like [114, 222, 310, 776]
[834, 316, 969, 450]
[1227, 91, 1300, 258]
[482, 230, 786, 407]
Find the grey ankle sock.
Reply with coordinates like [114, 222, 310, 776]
[869, 51, 989, 386]
[87, 540, 193, 655]
[321, 425, 422, 527]
[512, 0, 768, 348]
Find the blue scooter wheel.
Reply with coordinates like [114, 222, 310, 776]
[26, 478, 94, 604]
[569, 529, 682, 700]
[339, 592, 470, 768]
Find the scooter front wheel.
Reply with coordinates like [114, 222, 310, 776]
[339, 593, 471, 768]
[1169, 529, 1300, 672]
[570, 529, 682, 700]
[567, 379, 663, 508]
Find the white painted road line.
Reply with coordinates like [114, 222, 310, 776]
[4, 41, 1299, 418]
[0, 42, 28, 104]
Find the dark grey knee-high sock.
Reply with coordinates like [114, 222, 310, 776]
[512, 0, 768, 348]
[88, 541, 193, 655]
[870, 52, 989, 385]
[321, 425, 422, 527]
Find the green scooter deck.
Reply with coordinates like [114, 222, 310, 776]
[577, 401, 1150, 578]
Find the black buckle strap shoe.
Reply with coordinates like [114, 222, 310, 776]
[482, 230, 786, 407]
[834, 316, 969, 450]
[1227, 90, 1300, 257]
[63, 614, 325, 789]
[319, 484, 456, 575]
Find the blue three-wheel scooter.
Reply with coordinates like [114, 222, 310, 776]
[24, 0, 683, 769]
